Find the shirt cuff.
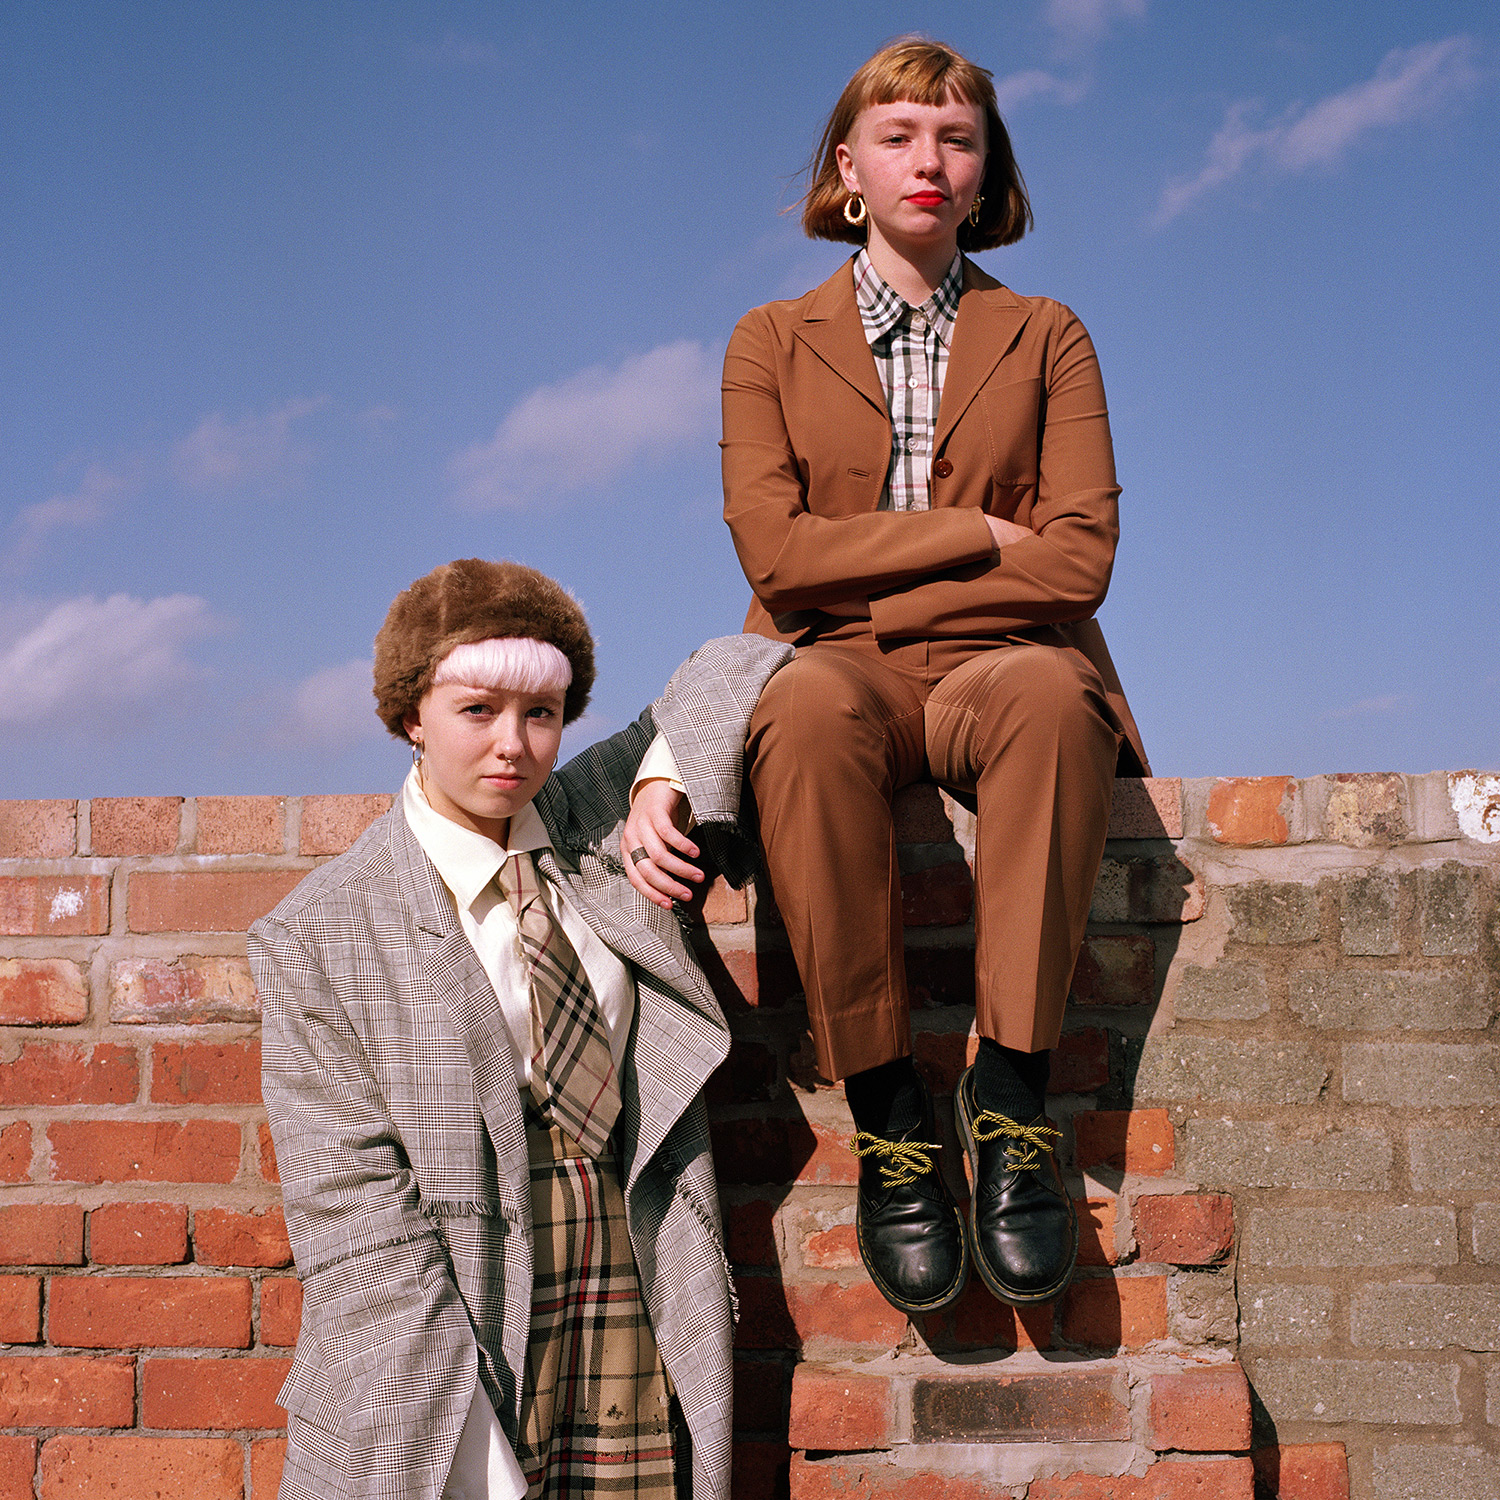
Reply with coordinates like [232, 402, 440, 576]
[442, 1384, 527, 1499]
[630, 733, 685, 801]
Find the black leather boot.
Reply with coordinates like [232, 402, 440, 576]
[852, 1082, 968, 1315]
[955, 1064, 1078, 1305]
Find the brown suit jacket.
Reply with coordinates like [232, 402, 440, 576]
[721, 256, 1148, 775]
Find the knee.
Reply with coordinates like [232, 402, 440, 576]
[749, 656, 885, 763]
[981, 648, 1114, 745]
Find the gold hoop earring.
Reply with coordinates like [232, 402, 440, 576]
[843, 193, 867, 227]
[969, 194, 984, 227]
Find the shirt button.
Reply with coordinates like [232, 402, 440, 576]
[907, 376, 920, 389]
[910, 312, 926, 329]
[933, 458, 954, 478]
[904, 437, 918, 453]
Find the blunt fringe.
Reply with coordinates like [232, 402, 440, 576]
[800, 37, 1032, 252]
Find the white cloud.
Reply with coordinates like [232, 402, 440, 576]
[10, 459, 145, 557]
[0, 593, 219, 727]
[1044, 0, 1146, 48]
[169, 398, 324, 492]
[1156, 37, 1482, 224]
[994, 69, 1088, 113]
[448, 341, 720, 510]
[1324, 694, 1409, 721]
[272, 658, 382, 749]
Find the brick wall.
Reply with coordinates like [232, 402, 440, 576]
[1, 774, 1497, 1500]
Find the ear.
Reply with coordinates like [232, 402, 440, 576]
[402, 707, 422, 744]
[834, 140, 860, 196]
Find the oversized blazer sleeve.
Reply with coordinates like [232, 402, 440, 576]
[721, 259, 1122, 639]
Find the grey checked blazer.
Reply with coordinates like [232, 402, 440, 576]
[250, 635, 792, 1500]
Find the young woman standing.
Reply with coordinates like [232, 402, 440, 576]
[723, 39, 1149, 1317]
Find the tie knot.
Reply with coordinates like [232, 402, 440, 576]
[504, 853, 553, 945]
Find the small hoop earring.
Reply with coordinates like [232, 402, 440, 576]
[411, 740, 424, 767]
[969, 194, 984, 227]
[843, 193, 867, 227]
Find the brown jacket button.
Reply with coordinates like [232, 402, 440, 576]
[932, 458, 953, 478]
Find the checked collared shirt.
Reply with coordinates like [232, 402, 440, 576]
[853, 247, 963, 512]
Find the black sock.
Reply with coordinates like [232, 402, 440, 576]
[844, 1057, 924, 1139]
[973, 1039, 1050, 1121]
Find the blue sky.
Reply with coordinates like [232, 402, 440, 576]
[2, 0, 1496, 797]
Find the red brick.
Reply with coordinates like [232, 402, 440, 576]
[142, 1355, 291, 1429]
[1071, 935, 1156, 1008]
[910, 1369, 1131, 1442]
[711, 1118, 855, 1188]
[803, 1223, 859, 1271]
[907, 945, 976, 1010]
[48, 1120, 242, 1184]
[1252, 1443, 1349, 1500]
[698, 877, 748, 926]
[695, 943, 801, 1012]
[921, 1279, 1052, 1354]
[789, 1281, 908, 1350]
[1075, 1110, 1175, 1177]
[0, 958, 89, 1025]
[0, 1204, 85, 1266]
[1152, 1459, 1254, 1500]
[150, 1040, 262, 1106]
[257, 1125, 278, 1184]
[259, 1279, 302, 1347]
[1077, 1197, 1119, 1267]
[0, 800, 76, 857]
[195, 796, 285, 855]
[911, 1029, 973, 1094]
[110, 956, 260, 1024]
[734, 1356, 789, 1433]
[706, 1040, 778, 1107]
[0, 1041, 137, 1106]
[791, 1454, 1011, 1499]
[89, 1203, 189, 1267]
[1207, 778, 1291, 847]
[128, 870, 303, 934]
[1061, 1275, 1170, 1349]
[89, 797, 182, 855]
[0, 1277, 41, 1343]
[1053, 1029, 1109, 1094]
[1108, 778, 1184, 840]
[250, 1437, 286, 1500]
[194, 1209, 291, 1268]
[0, 1123, 31, 1182]
[788, 1365, 893, 1451]
[733, 1277, 798, 1352]
[298, 793, 392, 855]
[894, 783, 956, 843]
[0, 1356, 134, 1427]
[1149, 1365, 1251, 1452]
[0, 878, 109, 937]
[38, 1435, 241, 1499]
[48, 1275, 252, 1350]
[901, 861, 973, 926]
[734, 1439, 791, 1500]
[0, 1436, 37, 1498]
[1134, 1194, 1235, 1266]
[725, 1200, 778, 1268]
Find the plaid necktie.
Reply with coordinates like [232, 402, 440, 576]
[503, 852, 621, 1158]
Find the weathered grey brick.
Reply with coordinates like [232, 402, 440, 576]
[1239, 1284, 1336, 1345]
[1340, 871, 1399, 955]
[1419, 862, 1481, 955]
[1374, 1445, 1500, 1500]
[1183, 1120, 1391, 1190]
[1343, 1043, 1499, 1106]
[1168, 1271, 1238, 1344]
[1227, 881, 1320, 944]
[1134, 1035, 1329, 1105]
[1252, 1357, 1459, 1425]
[1242, 1206, 1456, 1268]
[1174, 962, 1268, 1020]
[1289, 970, 1492, 1031]
[1410, 1131, 1500, 1193]
[1488, 1364, 1500, 1426]
[1352, 1283, 1500, 1350]
[1473, 1204, 1500, 1265]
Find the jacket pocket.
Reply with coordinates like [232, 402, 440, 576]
[979, 378, 1042, 486]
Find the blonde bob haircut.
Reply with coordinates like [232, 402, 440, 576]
[800, 37, 1033, 252]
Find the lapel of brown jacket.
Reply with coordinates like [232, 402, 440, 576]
[932, 260, 1034, 467]
[792, 260, 888, 416]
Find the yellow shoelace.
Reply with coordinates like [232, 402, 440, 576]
[968, 1111, 1061, 1171]
[851, 1132, 942, 1189]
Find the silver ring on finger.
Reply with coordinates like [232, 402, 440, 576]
[629, 846, 650, 865]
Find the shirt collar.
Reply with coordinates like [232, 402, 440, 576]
[402, 766, 552, 913]
[853, 248, 964, 348]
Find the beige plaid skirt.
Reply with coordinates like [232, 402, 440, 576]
[517, 1114, 677, 1499]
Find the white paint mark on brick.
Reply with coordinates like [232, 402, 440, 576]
[1449, 771, 1500, 843]
[48, 888, 84, 922]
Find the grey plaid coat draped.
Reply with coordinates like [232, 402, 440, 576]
[249, 635, 792, 1500]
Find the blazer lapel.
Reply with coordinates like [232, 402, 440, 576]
[932, 264, 1033, 464]
[793, 262, 888, 416]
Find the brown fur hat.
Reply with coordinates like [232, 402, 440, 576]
[373, 558, 595, 738]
